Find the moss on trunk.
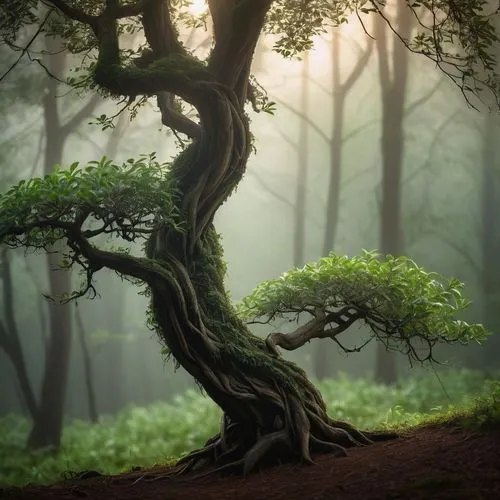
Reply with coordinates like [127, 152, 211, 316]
[144, 144, 388, 475]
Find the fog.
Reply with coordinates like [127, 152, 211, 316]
[1, 17, 498, 423]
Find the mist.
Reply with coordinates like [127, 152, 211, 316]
[1, 5, 499, 489]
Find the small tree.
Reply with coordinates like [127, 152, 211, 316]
[0, 0, 497, 476]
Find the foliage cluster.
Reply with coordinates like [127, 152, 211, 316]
[237, 251, 489, 363]
[0, 154, 182, 251]
[0, 369, 497, 487]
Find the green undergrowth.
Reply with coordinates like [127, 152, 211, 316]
[0, 369, 498, 487]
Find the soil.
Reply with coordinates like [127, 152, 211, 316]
[1, 424, 499, 500]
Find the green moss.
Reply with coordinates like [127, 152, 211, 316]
[94, 35, 211, 97]
[185, 225, 307, 397]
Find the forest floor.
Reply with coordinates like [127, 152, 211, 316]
[1, 423, 499, 500]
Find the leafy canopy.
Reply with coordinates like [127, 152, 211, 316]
[0, 154, 182, 251]
[237, 251, 489, 364]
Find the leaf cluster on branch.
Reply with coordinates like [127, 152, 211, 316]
[237, 250, 490, 364]
[0, 153, 183, 251]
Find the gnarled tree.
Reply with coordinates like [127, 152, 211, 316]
[0, 0, 498, 476]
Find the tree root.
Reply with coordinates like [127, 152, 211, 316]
[130, 413, 398, 487]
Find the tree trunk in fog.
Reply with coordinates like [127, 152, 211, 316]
[315, 30, 372, 381]
[293, 53, 309, 268]
[481, 111, 500, 367]
[28, 37, 99, 448]
[28, 62, 70, 446]
[75, 304, 98, 423]
[0, 249, 38, 420]
[373, 5, 411, 385]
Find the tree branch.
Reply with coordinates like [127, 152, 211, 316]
[70, 230, 167, 286]
[246, 168, 294, 209]
[139, 1, 202, 138]
[207, 0, 273, 94]
[61, 94, 101, 136]
[157, 92, 201, 139]
[0, 10, 52, 83]
[44, 0, 147, 24]
[264, 307, 361, 355]
[405, 76, 445, 117]
[342, 38, 373, 93]
[271, 95, 329, 143]
[42, 0, 97, 27]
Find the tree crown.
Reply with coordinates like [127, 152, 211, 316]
[237, 251, 489, 364]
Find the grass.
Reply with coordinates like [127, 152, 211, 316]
[0, 368, 498, 487]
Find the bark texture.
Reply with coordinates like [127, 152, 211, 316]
[140, 60, 387, 479]
[39, 0, 394, 474]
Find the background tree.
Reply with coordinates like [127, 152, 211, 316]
[265, 30, 375, 379]
[479, 112, 500, 368]
[372, 3, 444, 384]
[294, 52, 309, 268]
[27, 36, 100, 449]
[0, 27, 100, 445]
[0, 249, 38, 420]
[372, 3, 412, 384]
[0, 0, 498, 475]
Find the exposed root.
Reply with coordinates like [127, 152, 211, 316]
[129, 410, 398, 489]
[142, 220, 399, 486]
[242, 430, 290, 476]
[309, 435, 347, 456]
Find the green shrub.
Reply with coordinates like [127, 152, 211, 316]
[0, 369, 497, 486]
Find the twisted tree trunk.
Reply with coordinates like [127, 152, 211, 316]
[49, 0, 393, 476]
[141, 85, 380, 476]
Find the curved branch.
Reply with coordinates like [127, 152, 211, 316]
[142, 0, 182, 55]
[44, 0, 147, 24]
[138, 1, 202, 138]
[264, 307, 362, 354]
[94, 33, 213, 104]
[157, 92, 201, 139]
[42, 0, 97, 27]
[271, 95, 329, 143]
[71, 231, 164, 285]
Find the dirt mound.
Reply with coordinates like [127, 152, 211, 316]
[2, 425, 499, 500]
